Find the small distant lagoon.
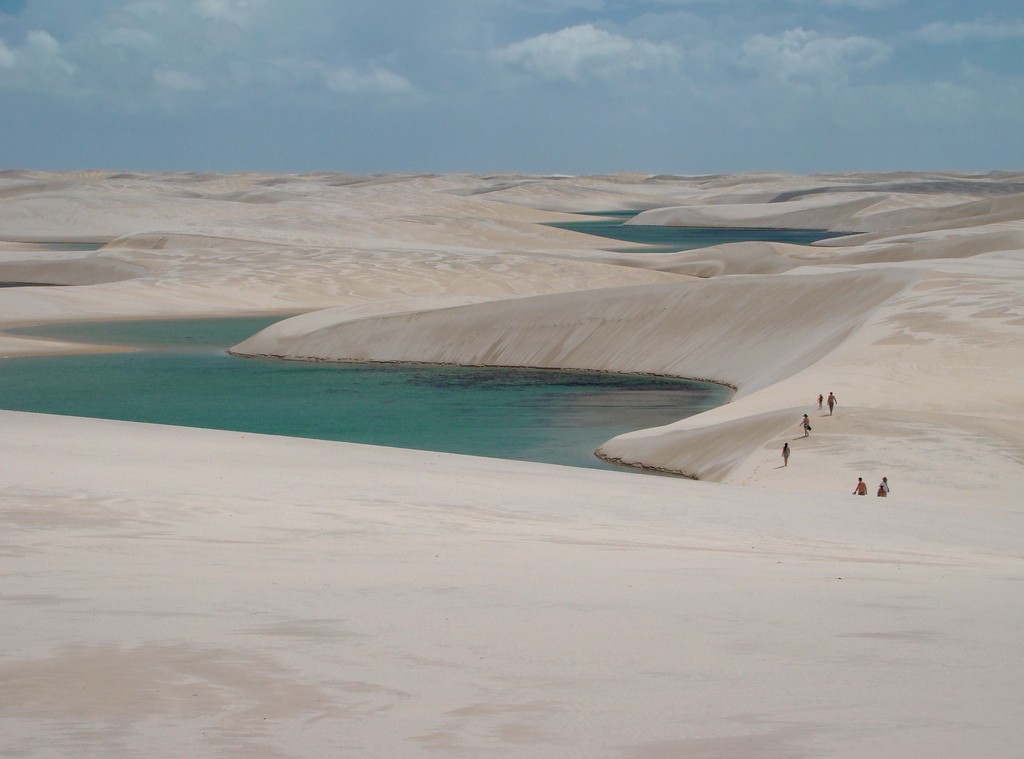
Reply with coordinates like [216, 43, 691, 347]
[1, 316, 731, 471]
[548, 211, 848, 252]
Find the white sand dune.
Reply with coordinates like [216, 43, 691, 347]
[628, 190, 1024, 235]
[1, 171, 1023, 757]
[232, 269, 913, 398]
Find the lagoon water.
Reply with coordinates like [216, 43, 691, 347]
[2, 317, 731, 471]
[548, 211, 848, 252]
[6, 218, 839, 470]
[0, 220, 848, 469]
[0, 216, 844, 470]
[1, 220, 846, 470]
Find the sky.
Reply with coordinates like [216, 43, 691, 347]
[0, 0, 1022, 174]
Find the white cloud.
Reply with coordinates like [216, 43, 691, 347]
[0, 1, 423, 105]
[100, 27, 159, 51]
[0, 27, 78, 94]
[740, 27, 890, 82]
[25, 28, 61, 58]
[270, 56, 416, 97]
[8, 29, 76, 74]
[153, 67, 204, 91]
[324, 66, 414, 95]
[192, 0, 266, 26]
[817, 0, 902, 9]
[494, 24, 679, 83]
[917, 18, 1024, 44]
[0, 39, 15, 67]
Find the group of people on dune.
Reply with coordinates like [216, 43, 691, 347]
[780, 391, 891, 498]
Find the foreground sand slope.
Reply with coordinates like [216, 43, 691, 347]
[2, 411, 1022, 758]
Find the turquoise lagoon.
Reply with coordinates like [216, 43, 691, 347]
[548, 211, 848, 252]
[5, 216, 841, 470]
[2, 317, 731, 471]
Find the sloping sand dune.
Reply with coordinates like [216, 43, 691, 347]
[232, 270, 913, 396]
[2, 171, 1023, 758]
[628, 190, 1024, 234]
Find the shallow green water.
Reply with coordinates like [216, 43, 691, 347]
[2, 317, 731, 471]
[548, 211, 848, 252]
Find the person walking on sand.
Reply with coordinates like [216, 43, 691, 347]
[853, 477, 867, 496]
[827, 392, 837, 415]
[801, 414, 812, 437]
[818, 394, 824, 411]
[877, 476, 890, 497]
[782, 442, 790, 467]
